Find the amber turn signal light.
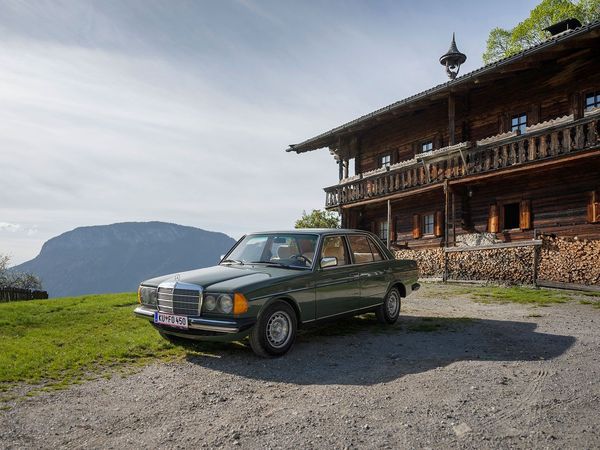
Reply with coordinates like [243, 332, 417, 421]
[137, 286, 142, 304]
[233, 293, 249, 315]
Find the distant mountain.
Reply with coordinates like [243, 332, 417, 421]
[12, 222, 236, 298]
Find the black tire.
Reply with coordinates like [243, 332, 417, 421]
[249, 300, 297, 358]
[376, 287, 401, 324]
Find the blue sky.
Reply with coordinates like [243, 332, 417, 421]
[0, 0, 539, 264]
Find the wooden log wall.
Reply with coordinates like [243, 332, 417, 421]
[355, 53, 600, 174]
[354, 156, 600, 247]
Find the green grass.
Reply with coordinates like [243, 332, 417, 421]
[580, 299, 600, 309]
[467, 286, 569, 306]
[0, 293, 187, 389]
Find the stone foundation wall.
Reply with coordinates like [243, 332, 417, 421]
[394, 235, 600, 286]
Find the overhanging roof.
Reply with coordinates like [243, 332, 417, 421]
[287, 19, 600, 154]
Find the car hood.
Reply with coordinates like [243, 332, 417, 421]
[141, 264, 302, 291]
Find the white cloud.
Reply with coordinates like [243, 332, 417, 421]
[0, 222, 21, 232]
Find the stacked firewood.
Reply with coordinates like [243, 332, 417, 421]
[395, 235, 600, 286]
[538, 235, 600, 285]
[395, 248, 444, 277]
[447, 247, 534, 284]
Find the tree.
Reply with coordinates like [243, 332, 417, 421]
[0, 254, 43, 290]
[295, 209, 340, 229]
[483, 0, 600, 64]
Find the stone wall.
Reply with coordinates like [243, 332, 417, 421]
[394, 235, 600, 286]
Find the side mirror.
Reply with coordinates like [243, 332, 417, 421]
[320, 256, 338, 269]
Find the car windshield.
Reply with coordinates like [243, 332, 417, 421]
[222, 233, 319, 269]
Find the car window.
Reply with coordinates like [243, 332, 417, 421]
[368, 237, 385, 261]
[320, 236, 349, 267]
[225, 234, 318, 268]
[348, 235, 374, 264]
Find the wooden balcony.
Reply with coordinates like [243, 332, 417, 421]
[324, 112, 600, 208]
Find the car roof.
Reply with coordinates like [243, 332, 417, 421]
[247, 229, 373, 236]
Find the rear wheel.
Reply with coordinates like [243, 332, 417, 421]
[249, 301, 297, 358]
[376, 287, 401, 324]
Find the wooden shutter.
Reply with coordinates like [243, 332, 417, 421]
[488, 204, 499, 233]
[520, 200, 531, 230]
[499, 114, 508, 134]
[588, 191, 600, 223]
[434, 211, 444, 237]
[412, 214, 422, 239]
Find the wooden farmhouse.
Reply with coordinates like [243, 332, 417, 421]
[288, 19, 600, 254]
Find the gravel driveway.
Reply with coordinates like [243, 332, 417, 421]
[1, 284, 599, 449]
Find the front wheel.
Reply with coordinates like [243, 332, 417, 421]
[249, 301, 297, 358]
[376, 287, 401, 324]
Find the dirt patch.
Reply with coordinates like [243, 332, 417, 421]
[1, 283, 599, 449]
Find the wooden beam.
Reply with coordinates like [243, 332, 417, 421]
[340, 183, 444, 209]
[448, 94, 456, 146]
[387, 199, 392, 249]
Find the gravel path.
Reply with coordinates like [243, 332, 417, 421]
[1, 284, 599, 449]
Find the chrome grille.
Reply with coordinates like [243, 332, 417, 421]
[157, 283, 202, 316]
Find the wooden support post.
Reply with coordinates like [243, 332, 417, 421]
[448, 93, 456, 146]
[387, 199, 392, 250]
[533, 229, 540, 287]
[338, 160, 343, 181]
[443, 180, 450, 282]
[451, 191, 456, 246]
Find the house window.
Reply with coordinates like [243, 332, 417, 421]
[422, 213, 434, 235]
[378, 221, 389, 242]
[421, 141, 433, 153]
[585, 91, 600, 111]
[511, 113, 527, 134]
[503, 202, 520, 229]
[379, 154, 391, 168]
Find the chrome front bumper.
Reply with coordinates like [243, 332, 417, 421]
[134, 305, 241, 334]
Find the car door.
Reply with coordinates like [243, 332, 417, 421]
[347, 234, 390, 309]
[314, 235, 360, 319]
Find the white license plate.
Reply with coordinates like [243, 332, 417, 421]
[154, 312, 188, 329]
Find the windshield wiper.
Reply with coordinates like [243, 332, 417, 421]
[221, 259, 244, 265]
[250, 261, 307, 270]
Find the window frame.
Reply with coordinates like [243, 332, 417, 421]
[318, 234, 351, 269]
[420, 141, 433, 153]
[585, 90, 600, 111]
[345, 233, 389, 266]
[511, 113, 527, 134]
[377, 220, 389, 243]
[421, 213, 435, 236]
[379, 153, 392, 169]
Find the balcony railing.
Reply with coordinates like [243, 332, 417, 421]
[325, 112, 600, 208]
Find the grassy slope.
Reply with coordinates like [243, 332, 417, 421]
[0, 293, 182, 387]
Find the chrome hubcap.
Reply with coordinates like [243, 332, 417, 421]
[386, 291, 400, 317]
[266, 311, 292, 348]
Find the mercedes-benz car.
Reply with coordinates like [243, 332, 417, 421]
[134, 229, 419, 357]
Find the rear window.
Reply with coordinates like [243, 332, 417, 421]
[347, 235, 374, 264]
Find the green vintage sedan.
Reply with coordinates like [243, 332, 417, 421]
[134, 229, 419, 357]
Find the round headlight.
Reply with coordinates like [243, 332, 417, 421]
[204, 294, 217, 311]
[218, 294, 233, 314]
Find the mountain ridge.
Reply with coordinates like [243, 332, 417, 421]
[12, 221, 236, 297]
